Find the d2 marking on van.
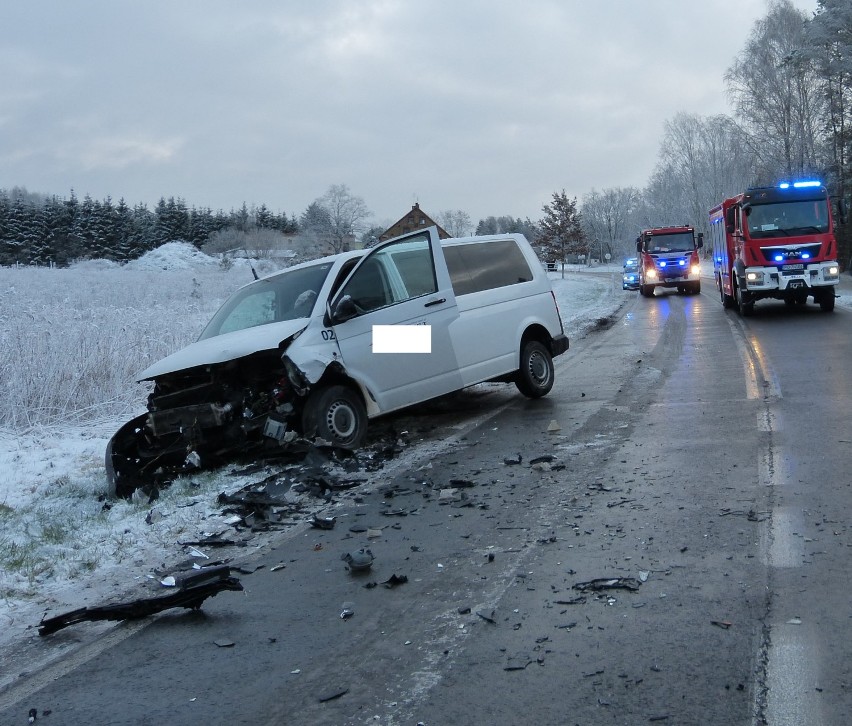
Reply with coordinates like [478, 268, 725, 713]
[372, 325, 431, 354]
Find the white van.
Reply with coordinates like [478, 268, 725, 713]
[106, 227, 568, 496]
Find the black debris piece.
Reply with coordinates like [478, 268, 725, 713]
[572, 577, 642, 593]
[28, 709, 37, 723]
[458, 606, 471, 615]
[503, 454, 522, 466]
[554, 596, 587, 605]
[348, 524, 368, 533]
[504, 655, 533, 671]
[317, 687, 349, 703]
[449, 479, 476, 488]
[529, 454, 556, 465]
[38, 566, 243, 636]
[381, 574, 408, 588]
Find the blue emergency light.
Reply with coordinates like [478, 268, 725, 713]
[778, 180, 821, 189]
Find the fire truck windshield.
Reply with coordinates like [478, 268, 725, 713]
[745, 199, 830, 238]
[644, 232, 695, 253]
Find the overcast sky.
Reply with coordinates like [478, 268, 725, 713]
[0, 0, 820, 228]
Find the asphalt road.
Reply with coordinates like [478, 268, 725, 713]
[2, 282, 850, 726]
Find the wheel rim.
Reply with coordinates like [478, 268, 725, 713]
[325, 400, 357, 440]
[527, 350, 551, 387]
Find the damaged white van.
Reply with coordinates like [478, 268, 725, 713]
[107, 227, 568, 496]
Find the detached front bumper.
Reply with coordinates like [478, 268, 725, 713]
[743, 261, 839, 292]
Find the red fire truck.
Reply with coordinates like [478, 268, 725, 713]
[709, 181, 839, 315]
[635, 225, 703, 297]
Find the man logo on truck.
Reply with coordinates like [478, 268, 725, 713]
[709, 180, 840, 315]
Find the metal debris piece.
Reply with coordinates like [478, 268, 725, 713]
[711, 620, 733, 629]
[547, 419, 561, 432]
[340, 602, 355, 619]
[572, 577, 642, 592]
[310, 514, 336, 530]
[38, 566, 243, 636]
[341, 548, 374, 572]
[214, 639, 235, 648]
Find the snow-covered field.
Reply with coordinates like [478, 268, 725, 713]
[0, 246, 625, 657]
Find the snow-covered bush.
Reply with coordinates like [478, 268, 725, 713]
[0, 245, 255, 430]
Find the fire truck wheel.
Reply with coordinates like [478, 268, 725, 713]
[735, 280, 753, 317]
[818, 289, 836, 312]
[516, 340, 554, 398]
[691, 281, 701, 294]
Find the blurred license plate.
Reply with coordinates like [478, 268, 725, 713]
[782, 263, 804, 270]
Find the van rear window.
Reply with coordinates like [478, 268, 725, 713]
[444, 239, 533, 295]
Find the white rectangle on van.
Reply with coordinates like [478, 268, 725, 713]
[372, 325, 431, 353]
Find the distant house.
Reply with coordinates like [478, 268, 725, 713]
[379, 203, 450, 242]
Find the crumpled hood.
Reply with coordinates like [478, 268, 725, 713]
[137, 319, 308, 381]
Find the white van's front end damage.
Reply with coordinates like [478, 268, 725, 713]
[106, 333, 328, 498]
[105, 253, 361, 498]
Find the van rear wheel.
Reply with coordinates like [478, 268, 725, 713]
[516, 340, 554, 398]
[301, 385, 367, 449]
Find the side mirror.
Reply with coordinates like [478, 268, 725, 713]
[636, 239, 642, 253]
[697, 232, 704, 249]
[725, 208, 736, 235]
[329, 295, 359, 325]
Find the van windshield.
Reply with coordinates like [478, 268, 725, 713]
[198, 262, 334, 340]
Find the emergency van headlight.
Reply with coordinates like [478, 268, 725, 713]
[646, 269, 658, 280]
[746, 272, 764, 283]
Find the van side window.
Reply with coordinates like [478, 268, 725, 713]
[342, 233, 437, 312]
[444, 239, 533, 295]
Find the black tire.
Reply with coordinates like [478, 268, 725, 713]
[301, 385, 367, 448]
[515, 340, 554, 398]
[640, 285, 653, 297]
[735, 279, 753, 317]
[691, 281, 701, 295]
[719, 279, 734, 308]
[818, 289, 836, 312]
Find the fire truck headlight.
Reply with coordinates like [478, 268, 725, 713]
[827, 265, 839, 277]
[646, 269, 658, 280]
[690, 265, 701, 276]
[746, 271, 764, 283]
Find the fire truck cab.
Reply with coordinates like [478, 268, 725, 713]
[709, 181, 839, 315]
[635, 226, 703, 297]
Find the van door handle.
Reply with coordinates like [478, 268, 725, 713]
[424, 298, 446, 307]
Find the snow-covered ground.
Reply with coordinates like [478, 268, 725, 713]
[0, 248, 625, 662]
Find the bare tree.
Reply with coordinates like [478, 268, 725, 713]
[641, 113, 753, 242]
[581, 187, 641, 262]
[316, 184, 370, 253]
[725, 0, 823, 181]
[434, 209, 473, 237]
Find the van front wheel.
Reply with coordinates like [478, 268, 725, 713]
[516, 341, 554, 398]
[301, 385, 367, 449]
